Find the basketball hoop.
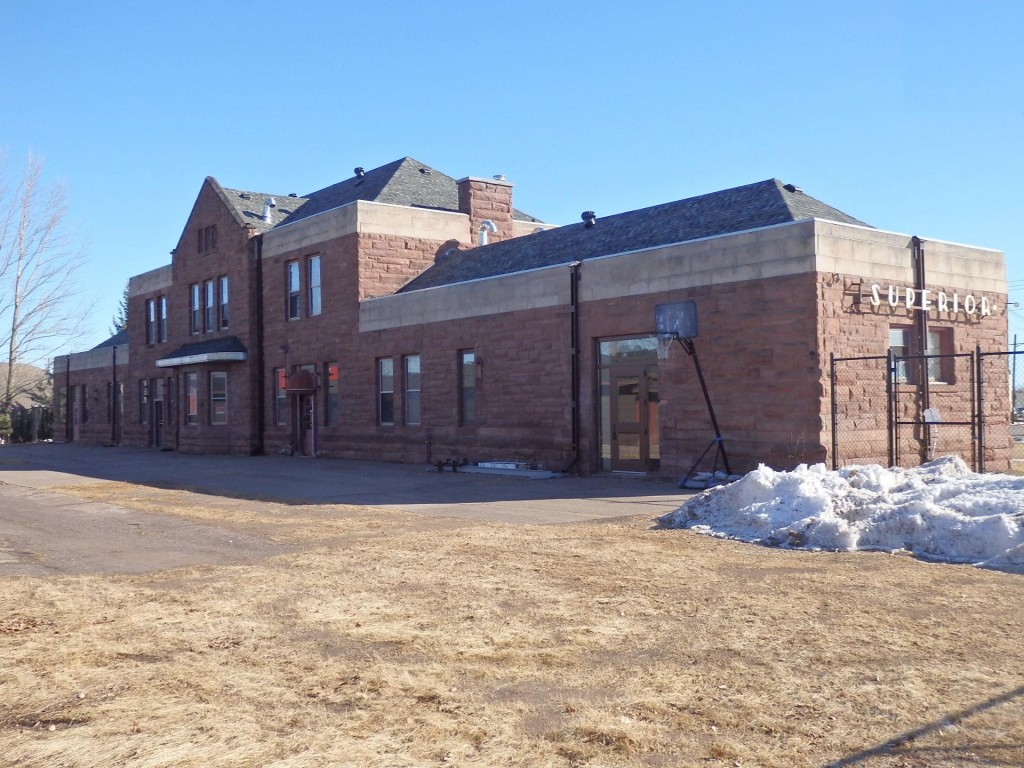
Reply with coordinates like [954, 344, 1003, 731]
[656, 333, 676, 360]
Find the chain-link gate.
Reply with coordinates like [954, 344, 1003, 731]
[830, 348, 1021, 473]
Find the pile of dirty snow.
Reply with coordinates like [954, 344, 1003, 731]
[659, 456, 1024, 572]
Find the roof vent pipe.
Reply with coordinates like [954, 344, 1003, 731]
[581, 211, 597, 228]
[262, 197, 276, 223]
[478, 219, 498, 246]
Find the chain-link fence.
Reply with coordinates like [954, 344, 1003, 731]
[831, 349, 1021, 473]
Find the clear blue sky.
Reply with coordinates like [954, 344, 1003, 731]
[3, 0, 1023, 354]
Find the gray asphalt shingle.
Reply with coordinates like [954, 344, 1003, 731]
[399, 179, 870, 292]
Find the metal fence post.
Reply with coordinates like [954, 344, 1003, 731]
[830, 353, 838, 470]
[976, 345, 985, 474]
[886, 349, 895, 467]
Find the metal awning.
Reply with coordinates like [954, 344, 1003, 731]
[156, 337, 248, 368]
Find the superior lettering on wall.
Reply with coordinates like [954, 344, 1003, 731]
[868, 284, 994, 317]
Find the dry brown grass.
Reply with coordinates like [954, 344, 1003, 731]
[1, 482, 1022, 767]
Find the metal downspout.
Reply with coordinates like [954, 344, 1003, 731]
[564, 261, 582, 474]
[912, 236, 931, 461]
[111, 345, 118, 445]
[254, 235, 266, 455]
[65, 354, 71, 441]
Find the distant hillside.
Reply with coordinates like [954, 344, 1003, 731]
[0, 363, 52, 409]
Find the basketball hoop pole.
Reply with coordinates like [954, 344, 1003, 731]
[675, 335, 732, 480]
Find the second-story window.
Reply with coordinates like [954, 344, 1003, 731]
[308, 255, 321, 316]
[204, 280, 215, 332]
[189, 284, 200, 335]
[158, 296, 167, 343]
[145, 299, 156, 344]
[287, 261, 301, 320]
[219, 276, 229, 329]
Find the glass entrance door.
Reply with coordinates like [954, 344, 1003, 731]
[607, 366, 660, 472]
[599, 336, 661, 473]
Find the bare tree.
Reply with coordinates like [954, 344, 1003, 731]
[0, 152, 90, 411]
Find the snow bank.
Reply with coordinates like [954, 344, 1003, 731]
[659, 456, 1024, 572]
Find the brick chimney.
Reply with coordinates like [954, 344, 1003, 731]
[457, 176, 514, 245]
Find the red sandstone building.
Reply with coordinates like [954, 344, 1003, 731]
[54, 157, 1009, 475]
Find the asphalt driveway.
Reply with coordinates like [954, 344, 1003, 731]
[0, 443, 690, 576]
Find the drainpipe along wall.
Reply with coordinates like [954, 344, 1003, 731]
[912, 236, 932, 460]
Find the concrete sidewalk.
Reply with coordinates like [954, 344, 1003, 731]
[0, 443, 690, 525]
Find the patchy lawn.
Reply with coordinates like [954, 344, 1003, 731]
[1, 482, 1021, 767]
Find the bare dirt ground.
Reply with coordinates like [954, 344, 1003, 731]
[1, 481, 1022, 767]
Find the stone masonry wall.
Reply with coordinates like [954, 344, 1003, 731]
[819, 273, 1009, 470]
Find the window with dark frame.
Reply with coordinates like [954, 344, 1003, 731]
[219, 276, 229, 329]
[210, 372, 227, 425]
[378, 358, 394, 426]
[190, 283, 200, 334]
[185, 373, 199, 426]
[204, 280, 215, 332]
[145, 299, 156, 344]
[158, 295, 167, 343]
[325, 362, 339, 426]
[197, 224, 218, 253]
[927, 328, 954, 384]
[308, 255, 322, 316]
[139, 380, 149, 424]
[405, 355, 421, 425]
[889, 327, 912, 383]
[274, 368, 287, 426]
[287, 261, 301, 320]
[459, 349, 476, 424]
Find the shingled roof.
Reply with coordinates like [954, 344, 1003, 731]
[218, 157, 543, 233]
[399, 179, 871, 292]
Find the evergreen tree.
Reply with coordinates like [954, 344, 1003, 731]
[111, 282, 129, 334]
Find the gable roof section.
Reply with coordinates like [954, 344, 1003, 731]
[218, 182, 309, 233]
[399, 179, 870, 292]
[91, 329, 129, 349]
[218, 158, 544, 234]
[288, 157, 543, 225]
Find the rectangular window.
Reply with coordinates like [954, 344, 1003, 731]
[145, 299, 156, 345]
[207, 224, 217, 251]
[58, 387, 67, 421]
[81, 385, 88, 423]
[889, 327, 912, 383]
[378, 358, 394, 426]
[274, 368, 287, 426]
[405, 355, 421, 425]
[106, 382, 113, 423]
[190, 283, 200, 334]
[927, 328, 954, 383]
[197, 228, 203, 254]
[287, 261, 301, 320]
[219, 277, 229, 329]
[158, 296, 168, 343]
[308, 256, 322, 316]
[459, 349, 476, 424]
[204, 280, 215, 332]
[139, 380, 149, 424]
[210, 372, 227, 425]
[325, 362, 339, 426]
[184, 373, 199, 426]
